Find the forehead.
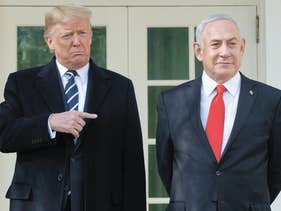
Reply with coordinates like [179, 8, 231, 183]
[56, 18, 90, 31]
[203, 20, 240, 41]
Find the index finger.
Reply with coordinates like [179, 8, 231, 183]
[79, 112, 98, 119]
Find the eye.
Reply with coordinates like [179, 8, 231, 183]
[210, 42, 220, 48]
[228, 42, 238, 48]
[78, 31, 87, 36]
[61, 33, 72, 40]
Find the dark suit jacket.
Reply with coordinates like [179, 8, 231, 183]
[156, 73, 281, 211]
[0, 58, 146, 211]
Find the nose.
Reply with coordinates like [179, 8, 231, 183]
[72, 34, 81, 46]
[219, 43, 231, 57]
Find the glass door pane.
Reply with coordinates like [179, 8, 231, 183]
[17, 26, 106, 70]
[148, 27, 189, 80]
[0, 7, 127, 211]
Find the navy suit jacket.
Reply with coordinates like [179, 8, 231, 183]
[0, 58, 146, 211]
[156, 73, 281, 211]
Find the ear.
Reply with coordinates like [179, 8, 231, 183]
[45, 36, 55, 52]
[89, 34, 92, 45]
[193, 42, 203, 61]
[240, 38, 246, 55]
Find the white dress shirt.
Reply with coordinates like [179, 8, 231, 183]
[48, 60, 89, 138]
[200, 71, 241, 155]
[56, 60, 89, 112]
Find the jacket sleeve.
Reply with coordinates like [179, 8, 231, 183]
[0, 73, 53, 153]
[268, 96, 281, 203]
[122, 80, 146, 211]
[156, 92, 173, 195]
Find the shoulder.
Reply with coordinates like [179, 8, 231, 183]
[9, 66, 43, 78]
[99, 67, 130, 81]
[161, 77, 200, 98]
[241, 74, 281, 108]
[6, 64, 47, 87]
[8, 58, 58, 81]
[92, 63, 132, 87]
[242, 74, 281, 97]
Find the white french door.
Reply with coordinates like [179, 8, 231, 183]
[0, 5, 259, 211]
[128, 6, 257, 210]
[0, 6, 127, 211]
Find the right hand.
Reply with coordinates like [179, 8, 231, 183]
[49, 111, 98, 137]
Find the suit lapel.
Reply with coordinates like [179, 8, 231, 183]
[220, 74, 257, 161]
[84, 61, 112, 115]
[76, 61, 112, 147]
[186, 77, 217, 163]
[36, 58, 66, 113]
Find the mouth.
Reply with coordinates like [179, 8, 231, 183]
[216, 62, 233, 65]
[217, 61, 232, 64]
[71, 51, 84, 55]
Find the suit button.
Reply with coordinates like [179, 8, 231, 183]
[57, 174, 63, 181]
[216, 170, 222, 176]
[64, 185, 69, 191]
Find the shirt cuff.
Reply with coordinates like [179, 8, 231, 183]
[48, 114, 56, 139]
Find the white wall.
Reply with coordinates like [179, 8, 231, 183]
[265, 0, 281, 90]
[1, 0, 281, 210]
[265, 1, 281, 210]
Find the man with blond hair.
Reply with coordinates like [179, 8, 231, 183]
[0, 5, 146, 211]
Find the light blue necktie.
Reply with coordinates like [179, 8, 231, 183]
[64, 70, 79, 111]
[64, 70, 80, 146]
[65, 71, 83, 211]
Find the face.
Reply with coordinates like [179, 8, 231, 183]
[45, 18, 92, 70]
[194, 20, 245, 84]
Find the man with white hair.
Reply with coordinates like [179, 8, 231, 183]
[157, 15, 281, 211]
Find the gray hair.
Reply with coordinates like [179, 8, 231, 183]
[44, 5, 92, 38]
[195, 14, 242, 48]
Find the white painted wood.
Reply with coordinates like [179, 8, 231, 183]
[265, 2, 281, 210]
[0, 0, 259, 6]
[2, 2, 277, 210]
[265, 0, 281, 89]
[0, 6, 127, 211]
[129, 5, 257, 206]
[0, 6, 128, 101]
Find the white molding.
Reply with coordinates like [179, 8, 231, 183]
[148, 197, 170, 203]
[0, 0, 259, 7]
[256, 0, 266, 83]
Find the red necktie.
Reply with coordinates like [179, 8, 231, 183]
[206, 85, 226, 162]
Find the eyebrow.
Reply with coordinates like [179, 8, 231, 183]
[227, 37, 239, 42]
[210, 37, 239, 42]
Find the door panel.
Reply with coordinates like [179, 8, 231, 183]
[17, 26, 106, 70]
[0, 5, 259, 211]
[128, 6, 257, 209]
[0, 6, 127, 211]
[0, 7, 128, 100]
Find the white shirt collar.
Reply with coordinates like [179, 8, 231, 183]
[56, 60, 89, 84]
[202, 71, 241, 97]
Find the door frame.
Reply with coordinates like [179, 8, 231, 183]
[0, 1, 265, 211]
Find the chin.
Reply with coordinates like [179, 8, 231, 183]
[216, 66, 235, 73]
[73, 57, 88, 64]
